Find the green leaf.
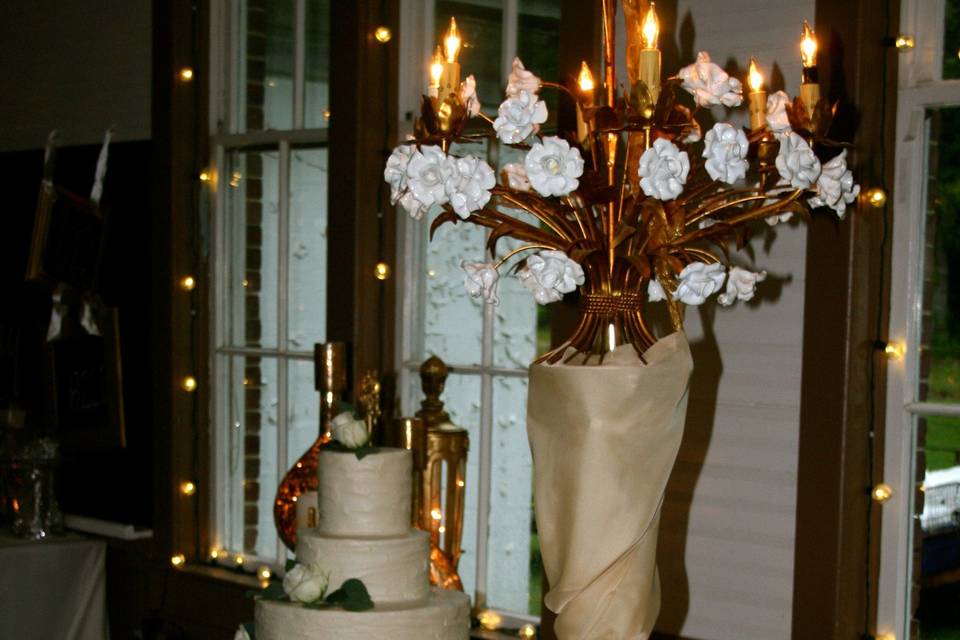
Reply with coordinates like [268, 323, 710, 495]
[285, 559, 297, 572]
[324, 578, 374, 612]
[258, 581, 287, 601]
[354, 446, 380, 460]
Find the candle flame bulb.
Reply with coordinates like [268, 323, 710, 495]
[641, 4, 660, 50]
[578, 62, 595, 93]
[748, 57, 764, 92]
[430, 46, 444, 87]
[801, 21, 817, 68]
[443, 17, 461, 63]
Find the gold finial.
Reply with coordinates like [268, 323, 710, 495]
[416, 356, 451, 428]
[356, 370, 382, 438]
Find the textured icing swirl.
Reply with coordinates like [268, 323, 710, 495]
[296, 529, 429, 603]
[255, 588, 471, 640]
[317, 448, 412, 537]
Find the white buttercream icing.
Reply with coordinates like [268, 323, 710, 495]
[317, 448, 412, 537]
[296, 529, 430, 604]
[255, 588, 471, 640]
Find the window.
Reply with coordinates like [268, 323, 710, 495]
[210, 0, 330, 563]
[879, 0, 960, 637]
[397, 0, 560, 619]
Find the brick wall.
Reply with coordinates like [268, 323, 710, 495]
[243, 0, 266, 554]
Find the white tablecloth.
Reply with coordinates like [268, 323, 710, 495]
[0, 533, 109, 640]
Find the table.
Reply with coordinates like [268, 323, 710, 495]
[0, 532, 109, 640]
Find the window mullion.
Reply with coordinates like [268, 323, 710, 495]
[276, 140, 292, 562]
[475, 225, 497, 607]
[293, 0, 307, 129]
[501, 0, 519, 81]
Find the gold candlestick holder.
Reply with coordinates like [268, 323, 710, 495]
[413, 356, 469, 591]
[274, 341, 347, 550]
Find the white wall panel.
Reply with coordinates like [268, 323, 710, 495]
[650, 1, 815, 638]
[0, 1, 152, 151]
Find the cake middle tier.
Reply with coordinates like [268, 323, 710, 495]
[297, 529, 430, 604]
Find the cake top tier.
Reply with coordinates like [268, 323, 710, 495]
[316, 447, 413, 538]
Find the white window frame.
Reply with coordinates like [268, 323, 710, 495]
[208, 0, 330, 566]
[878, 0, 960, 635]
[394, 0, 541, 624]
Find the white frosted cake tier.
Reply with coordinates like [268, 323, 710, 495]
[255, 587, 471, 640]
[317, 448, 412, 537]
[296, 529, 429, 604]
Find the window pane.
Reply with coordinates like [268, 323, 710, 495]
[914, 415, 960, 636]
[304, 0, 331, 128]
[919, 108, 960, 404]
[220, 354, 279, 559]
[518, 0, 561, 122]
[224, 150, 280, 349]
[287, 359, 320, 471]
[486, 375, 536, 615]
[236, 0, 295, 132]
[944, 0, 960, 80]
[288, 148, 328, 350]
[436, 2, 503, 110]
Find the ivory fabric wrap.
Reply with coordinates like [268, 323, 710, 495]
[528, 332, 692, 640]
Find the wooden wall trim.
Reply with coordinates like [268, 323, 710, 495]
[328, 0, 399, 393]
[793, 1, 899, 637]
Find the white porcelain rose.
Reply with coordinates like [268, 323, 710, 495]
[647, 278, 667, 302]
[524, 136, 584, 197]
[807, 149, 860, 218]
[501, 163, 532, 192]
[775, 132, 821, 189]
[331, 411, 369, 448]
[766, 90, 792, 134]
[518, 250, 584, 305]
[283, 562, 330, 604]
[717, 267, 767, 306]
[460, 74, 482, 118]
[494, 90, 548, 144]
[678, 51, 743, 108]
[461, 261, 500, 304]
[639, 138, 690, 201]
[674, 262, 726, 305]
[405, 145, 456, 212]
[703, 123, 749, 184]
[448, 155, 495, 218]
[506, 57, 540, 97]
[384, 144, 413, 204]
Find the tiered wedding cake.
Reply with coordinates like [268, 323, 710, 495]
[255, 447, 471, 639]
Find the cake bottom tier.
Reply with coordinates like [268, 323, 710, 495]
[255, 588, 471, 640]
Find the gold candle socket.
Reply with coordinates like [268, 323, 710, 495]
[639, 48, 661, 105]
[800, 82, 820, 119]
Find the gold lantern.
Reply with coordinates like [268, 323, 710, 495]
[415, 356, 469, 590]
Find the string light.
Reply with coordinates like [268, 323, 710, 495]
[374, 262, 391, 280]
[235, 554, 246, 567]
[882, 341, 906, 360]
[258, 566, 272, 580]
[198, 170, 211, 182]
[895, 35, 915, 50]
[374, 26, 392, 43]
[179, 67, 194, 82]
[438, 525, 446, 534]
[229, 171, 242, 188]
[872, 483, 893, 503]
[171, 553, 186, 567]
[431, 508, 443, 521]
[519, 624, 537, 638]
[477, 610, 502, 631]
[456, 479, 465, 488]
[209, 548, 221, 561]
[876, 633, 896, 640]
[180, 481, 197, 496]
[180, 275, 196, 291]
[181, 376, 198, 392]
[865, 187, 887, 208]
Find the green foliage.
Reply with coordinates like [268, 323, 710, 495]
[325, 440, 381, 460]
[323, 578, 375, 612]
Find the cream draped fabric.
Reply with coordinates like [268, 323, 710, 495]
[527, 332, 692, 640]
